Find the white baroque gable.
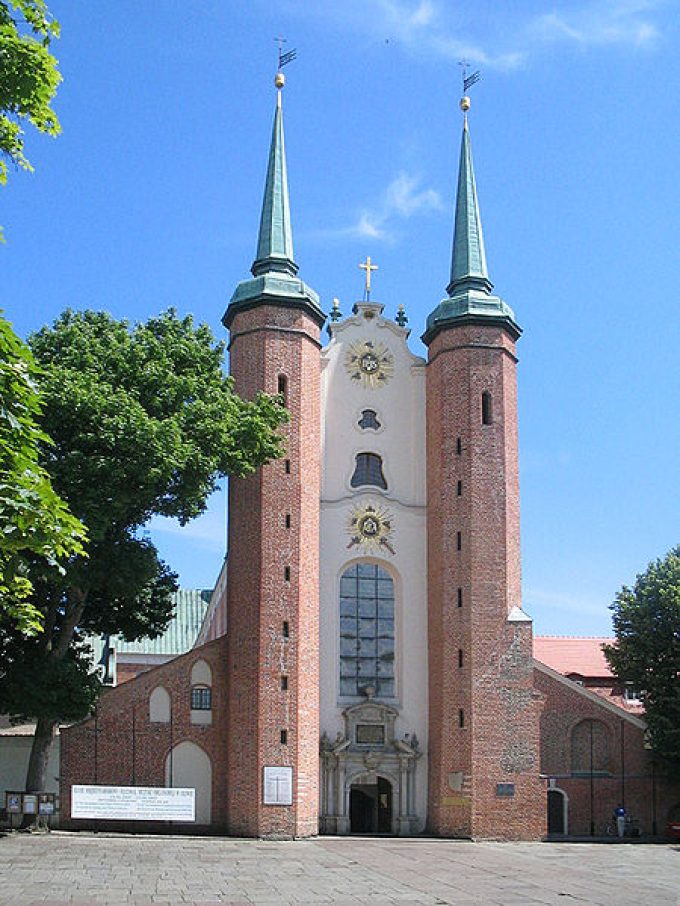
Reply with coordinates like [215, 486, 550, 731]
[321, 301, 426, 507]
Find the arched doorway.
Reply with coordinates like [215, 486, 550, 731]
[350, 776, 392, 834]
[164, 741, 212, 824]
[547, 788, 568, 835]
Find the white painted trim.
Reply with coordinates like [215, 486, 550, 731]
[534, 660, 647, 730]
[320, 495, 426, 512]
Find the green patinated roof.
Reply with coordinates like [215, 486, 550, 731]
[449, 120, 491, 295]
[223, 89, 323, 330]
[115, 589, 211, 656]
[423, 118, 520, 345]
[252, 96, 296, 278]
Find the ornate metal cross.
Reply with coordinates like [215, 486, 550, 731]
[359, 256, 378, 299]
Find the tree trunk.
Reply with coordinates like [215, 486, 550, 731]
[25, 715, 57, 792]
[20, 716, 57, 829]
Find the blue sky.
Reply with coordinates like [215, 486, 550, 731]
[4, 1, 679, 636]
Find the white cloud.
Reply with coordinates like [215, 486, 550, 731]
[292, 0, 664, 68]
[146, 502, 226, 551]
[323, 171, 443, 242]
[528, 2, 661, 49]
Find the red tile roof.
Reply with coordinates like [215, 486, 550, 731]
[533, 636, 614, 678]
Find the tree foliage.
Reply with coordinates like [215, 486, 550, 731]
[0, 307, 288, 791]
[0, 313, 85, 633]
[604, 545, 680, 767]
[0, 0, 60, 186]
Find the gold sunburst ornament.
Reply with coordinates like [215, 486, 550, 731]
[345, 340, 394, 389]
[347, 502, 395, 555]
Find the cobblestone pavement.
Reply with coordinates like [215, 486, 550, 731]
[0, 833, 678, 906]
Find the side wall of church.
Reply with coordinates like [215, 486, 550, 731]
[535, 664, 680, 837]
[226, 304, 321, 838]
[60, 637, 229, 830]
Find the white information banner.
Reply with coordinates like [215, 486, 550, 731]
[71, 785, 195, 821]
[263, 767, 293, 805]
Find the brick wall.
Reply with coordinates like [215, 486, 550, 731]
[60, 637, 229, 831]
[425, 321, 544, 840]
[226, 303, 321, 838]
[535, 663, 680, 836]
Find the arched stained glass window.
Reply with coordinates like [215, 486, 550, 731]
[339, 563, 395, 698]
[351, 452, 387, 489]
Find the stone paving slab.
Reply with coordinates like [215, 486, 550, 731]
[0, 833, 678, 906]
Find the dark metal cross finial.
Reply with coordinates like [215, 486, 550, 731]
[274, 35, 297, 70]
[459, 59, 481, 94]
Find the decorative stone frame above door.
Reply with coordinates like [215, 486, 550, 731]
[320, 698, 421, 836]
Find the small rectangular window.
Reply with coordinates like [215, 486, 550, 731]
[282, 621, 290, 638]
[285, 514, 291, 529]
[280, 729, 288, 745]
[482, 391, 492, 425]
[457, 588, 463, 608]
[456, 532, 462, 551]
[456, 437, 462, 455]
[277, 374, 287, 405]
[281, 675, 288, 691]
[457, 480, 462, 497]
[191, 687, 212, 710]
[284, 566, 291, 582]
[459, 709, 465, 728]
[458, 649, 463, 668]
[285, 459, 291, 474]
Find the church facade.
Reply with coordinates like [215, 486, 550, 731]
[59, 76, 678, 841]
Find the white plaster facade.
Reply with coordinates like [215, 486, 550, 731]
[319, 301, 429, 832]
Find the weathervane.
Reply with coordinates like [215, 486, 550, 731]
[273, 36, 297, 100]
[458, 60, 481, 119]
[359, 256, 378, 300]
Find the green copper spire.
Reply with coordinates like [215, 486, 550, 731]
[251, 87, 297, 277]
[422, 105, 520, 346]
[223, 74, 324, 332]
[447, 120, 492, 296]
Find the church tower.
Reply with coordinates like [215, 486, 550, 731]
[222, 71, 325, 837]
[422, 96, 545, 839]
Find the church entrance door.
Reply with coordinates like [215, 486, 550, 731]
[349, 777, 392, 833]
[547, 789, 567, 835]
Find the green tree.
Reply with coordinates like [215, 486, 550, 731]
[604, 545, 680, 767]
[0, 312, 86, 633]
[0, 1, 61, 237]
[0, 308, 288, 793]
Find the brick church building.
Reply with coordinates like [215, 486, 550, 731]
[60, 75, 680, 840]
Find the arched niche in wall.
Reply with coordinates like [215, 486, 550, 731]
[571, 719, 611, 774]
[164, 741, 212, 824]
[190, 658, 213, 725]
[191, 659, 212, 687]
[149, 686, 170, 724]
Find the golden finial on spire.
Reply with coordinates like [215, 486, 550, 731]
[458, 62, 480, 121]
[274, 36, 296, 102]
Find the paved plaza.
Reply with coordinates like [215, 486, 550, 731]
[0, 832, 678, 906]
